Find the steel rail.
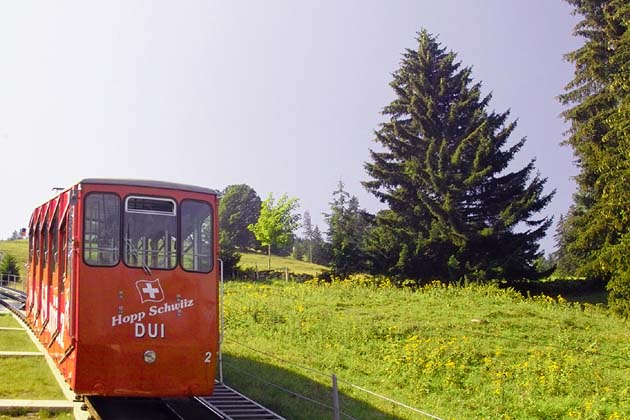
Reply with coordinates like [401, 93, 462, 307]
[0, 286, 27, 323]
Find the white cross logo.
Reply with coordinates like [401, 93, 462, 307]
[142, 283, 160, 299]
[135, 279, 165, 304]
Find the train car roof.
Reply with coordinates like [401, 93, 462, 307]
[79, 178, 219, 195]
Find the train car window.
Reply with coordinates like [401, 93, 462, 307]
[124, 196, 177, 270]
[51, 212, 58, 272]
[84, 194, 121, 266]
[59, 222, 66, 279]
[28, 228, 33, 263]
[181, 200, 213, 273]
[66, 205, 74, 279]
[126, 197, 175, 214]
[33, 228, 39, 267]
[42, 222, 48, 268]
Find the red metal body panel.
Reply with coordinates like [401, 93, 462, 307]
[26, 180, 219, 397]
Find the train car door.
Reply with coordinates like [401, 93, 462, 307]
[33, 204, 49, 330]
[48, 196, 65, 358]
[26, 208, 40, 318]
[40, 199, 58, 342]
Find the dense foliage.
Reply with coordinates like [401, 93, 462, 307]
[363, 30, 553, 283]
[557, 0, 630, 316]
[218, 184, 262, 274]
[0, 253, 19, 279]
[219, 184, 261, 250]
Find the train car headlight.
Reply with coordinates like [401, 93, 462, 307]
[143, 350, 157, 364]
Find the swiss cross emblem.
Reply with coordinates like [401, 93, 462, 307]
[136, 279, 165, 304]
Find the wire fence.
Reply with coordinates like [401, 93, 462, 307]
[0, 274, 24, 291]
[223, 359, 359, 420]
[223, 337, 444, 420]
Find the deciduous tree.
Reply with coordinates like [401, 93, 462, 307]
[219, 184, 261, 250]
[248, 194, 300, 269]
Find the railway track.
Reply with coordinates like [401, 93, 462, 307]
[0, 286, 286, 420]
[0, 284, 27, 320]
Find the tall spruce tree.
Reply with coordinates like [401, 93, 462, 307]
[558, 0, 629, 315]
[363, 30, 554, 283]
[310, 225, 329, 266]
[325, 182, 371, 276]
[302, 211, 315, 263]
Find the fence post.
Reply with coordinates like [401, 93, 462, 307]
[332, 374, 340, 420]
[285, 267, 289, 282]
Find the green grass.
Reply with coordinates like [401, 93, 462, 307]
[0, 240, 29, 278]
[0, 357, 65, 400]
[222, 280, 630, 420]
[0, 411, 72, 420]
[0, 314, 38, 353]
[0, 330, 38, 352]
[238, 252, 328, 275]
[0, 314, 21, 328]
[0, 315, 65, 403]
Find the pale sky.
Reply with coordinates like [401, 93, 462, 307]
[0, 1, 580, 255]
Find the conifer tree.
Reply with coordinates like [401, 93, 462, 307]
[363, 30, 554, 283]
[302, 211, 315, 263]
[558, 0, 629, 315]
[310, 225, 329, 266]
[325, 182, 371, 276]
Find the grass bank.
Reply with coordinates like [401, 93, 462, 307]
[222, 280, 630, 419]
[237, 252, 328, 276]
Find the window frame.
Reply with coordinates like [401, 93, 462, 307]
[82, 192, 122, 267]
[79, 192, 216, 272]
[180, 199, 214, 274]
[50, 208, 59, 273]
[122, 194, 178, 271]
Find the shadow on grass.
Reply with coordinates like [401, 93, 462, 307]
[220, 353, 410, 420]
[510, 277, 608, 305]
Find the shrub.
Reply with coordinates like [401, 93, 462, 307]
[0, 253, 19, 278]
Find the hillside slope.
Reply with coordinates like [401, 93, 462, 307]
[0, 240, 28, 277]
[238, 252, 328, 275]
[223, 280, 630, 419]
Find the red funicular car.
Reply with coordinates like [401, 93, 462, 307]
[26, 178, 219, 397]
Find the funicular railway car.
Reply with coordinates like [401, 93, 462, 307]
[25, 179, 219, 397]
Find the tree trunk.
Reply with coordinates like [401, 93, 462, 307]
[267, 244, 271, 270]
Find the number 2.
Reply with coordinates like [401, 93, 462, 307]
[204, 352, 212, 363]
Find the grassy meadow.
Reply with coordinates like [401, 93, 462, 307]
[222, 279, 630, 420]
